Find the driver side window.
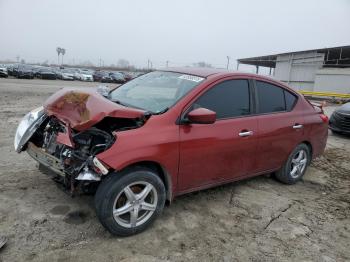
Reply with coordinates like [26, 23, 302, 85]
[191, 79, 251, 119]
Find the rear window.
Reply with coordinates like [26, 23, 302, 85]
[256, 81, 285, 113]
[256, 81, 297, 113]
[285, 90, 297, 111]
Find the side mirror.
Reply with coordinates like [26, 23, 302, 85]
[187, 108, 216, 124]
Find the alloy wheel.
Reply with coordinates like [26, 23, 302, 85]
[112, 181, 158, 228]
[290, 149, 308, 178]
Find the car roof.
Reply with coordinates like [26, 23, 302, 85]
[160, 67, 230, 78]
[160, 67, 268, 79]
[159, 67, 299, 95]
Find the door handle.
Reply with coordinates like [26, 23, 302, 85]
[293, 124, 303, 129]
[239, 131, 253, 137]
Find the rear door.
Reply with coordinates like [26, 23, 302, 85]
[178, 79, 258, 191]
[253, 80, 304, 173]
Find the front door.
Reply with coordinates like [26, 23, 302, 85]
[178, 79, 258, 192]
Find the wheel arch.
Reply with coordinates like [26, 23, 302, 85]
[117, 160, 173, 203]
[301, 140, 313, 159]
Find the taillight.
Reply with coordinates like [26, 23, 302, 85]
[320, 114, 329, 123]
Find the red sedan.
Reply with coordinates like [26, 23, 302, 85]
[14, 67, 328, 236]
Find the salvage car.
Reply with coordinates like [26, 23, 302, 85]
[35, 67, 57, 80]
[119, 71, 133, 82]
[14, 68, 328, 236]
[0, 66, 8, 78]
[100, 72, 114, 83]
[93, 70, 107, 82]
[17, 65, 34, 79]
[109, 72, 126, 83]
[329, 102, 350, 135]
[76, 69, 93, 81]
[57, 69, 75, 80]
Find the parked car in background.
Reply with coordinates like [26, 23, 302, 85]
[32, 66, 43, 77]
[100, 72, 114, 83]
[73, 69, 81, 80]
[0, 66, 8, 78]
[17, 65, 34, 79]
[35, 68, 57, 80]
[6, 65, 14, 76]
[57, 69, 75, 80]
[119, 71, 132, 82]
[52, 68, 61, 78]
[14, 68, 328, 236]
[93, 70, 107, 82]
[109, 72, 126, 83]
[329, 102, 350, 135]
[75, 69, 93, 81]
[12, 66, 19, 77]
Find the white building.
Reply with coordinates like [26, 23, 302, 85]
[237, 45, 350, 93]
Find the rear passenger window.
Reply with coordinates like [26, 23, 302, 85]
[193, 79, 250, 119]
[285, 91, 297, 111]
[256, 81, 286, 113]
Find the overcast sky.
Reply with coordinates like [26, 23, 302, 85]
[0, 0, 349, 70]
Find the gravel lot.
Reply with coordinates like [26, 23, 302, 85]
[0, 78, 349, 262]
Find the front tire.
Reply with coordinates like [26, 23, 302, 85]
[94, 167, 166, 236]
[275, 143, 311, 184]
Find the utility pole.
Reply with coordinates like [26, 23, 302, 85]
[16, 55, 20, 63]
[166, 60, 169, 67]
[61, 48, 65, 66]
[226, 56, 230, 69]
[56, 47, 61, 65]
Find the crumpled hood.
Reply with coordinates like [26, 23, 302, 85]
[43, 88, 146, 131]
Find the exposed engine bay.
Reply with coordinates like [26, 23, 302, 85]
[27, 115, 145, 195]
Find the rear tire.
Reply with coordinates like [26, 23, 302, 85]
[94, 167, 166, 236]
[275, 143, 311, 184]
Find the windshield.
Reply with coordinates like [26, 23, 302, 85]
[109, 71, 204, 113]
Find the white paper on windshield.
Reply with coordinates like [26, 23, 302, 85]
[178, 74, 204, 82]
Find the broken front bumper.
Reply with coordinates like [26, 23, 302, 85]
[27, 142, 65, 177]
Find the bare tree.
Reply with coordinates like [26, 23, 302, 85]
[56, 47, 61, 65]
[117, 59, 130, 68]
[193, 61, 212, 68]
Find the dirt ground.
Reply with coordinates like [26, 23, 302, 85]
[0, 78, 349, 262]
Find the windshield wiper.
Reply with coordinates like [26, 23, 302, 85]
[111, 99, 129, 107]
[111, 99, 148, 111]
[152, 107, 169, 115]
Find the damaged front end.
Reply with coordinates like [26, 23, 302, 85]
[15, 89, 148, 195]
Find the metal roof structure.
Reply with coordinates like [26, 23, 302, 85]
[237, 45, 350, 68]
